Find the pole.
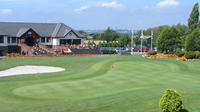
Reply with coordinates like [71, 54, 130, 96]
[141, 38, 143, 53]
[131, 30, 133, 52]
[141, 30, 143, 53]
[151, 30, 153, 50]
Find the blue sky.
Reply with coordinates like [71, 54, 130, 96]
[0, 0, 199, 30]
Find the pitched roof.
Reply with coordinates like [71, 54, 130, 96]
[0, 22, 83, 38]
[16, 28, 31, 37]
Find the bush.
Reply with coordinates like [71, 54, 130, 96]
[195, 51, 200, 59]
[176, 51, 185, 57]
[184, 51, 196, 59]
[159, 89, 183, 112]
[102, 49, 116, 54]
[6, 53, 20, 56]
[147, 50, 157, 56]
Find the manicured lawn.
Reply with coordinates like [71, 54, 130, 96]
[0, 55, 200, 112]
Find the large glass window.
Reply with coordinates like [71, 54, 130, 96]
[41, 38, 45, 43]
[0, 36, 4, 43]
[7, 37, 11, 43]
[12, 37, 17, 43]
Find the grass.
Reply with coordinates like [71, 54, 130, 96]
[0, 55, 200, 112]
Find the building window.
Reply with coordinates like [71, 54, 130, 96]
[47, 37, 51, 43]
[28, 32, 32, 35]
[12, 37, 17, 43]
[41, 38, 45, 43]
[7, 37, 11, 43]
[0, 36, 4, 43]
[69, 32, 72, 36]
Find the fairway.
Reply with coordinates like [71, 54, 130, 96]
[0, 55, 200, 112]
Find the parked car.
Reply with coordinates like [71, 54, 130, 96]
[133, 48, 141, 52]
[142, 48, 150, 52]
[115, 48, 128, 52]
[132, 47, 150, 52]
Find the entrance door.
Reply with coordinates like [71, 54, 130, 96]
[0, 50, 3, 56]
[60, 39, 68, 45]
[25, 37, 36, 46]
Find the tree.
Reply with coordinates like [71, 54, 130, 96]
[156, 27, 181, 53]
[92, 33, 102, 40]
[159, 89, 183, 112]
[174, 24, 189, 48]
[102, 27, 119, 41]
[118, 34, 131, 47]
[78, 30, 87, 39]
[98, 42, 102, 47]
[185, 28, 200, 51]
[188, 3, 199, 31]
[102, 41, 107, 47]
[88, 40, 91, 45]
[134, 25, 169, 47]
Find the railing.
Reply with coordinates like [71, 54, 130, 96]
[38, 44, 56, 54]
[32, 46, 54, 55]
[18, 43, 33, 56]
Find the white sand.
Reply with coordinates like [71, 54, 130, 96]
[0, 65, 65, 77]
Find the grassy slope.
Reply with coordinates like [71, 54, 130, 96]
[0, 55, 200, 112]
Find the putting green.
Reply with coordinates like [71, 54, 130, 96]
[0, 55, 200, 112]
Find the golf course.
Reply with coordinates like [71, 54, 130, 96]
[0, 55, 200, 112]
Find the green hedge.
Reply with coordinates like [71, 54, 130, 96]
[102, 49, 116, 54]
[6, 53, 20, 56]
[185, 51, 198, 59]
[195, 51, 200, 59]
[175, 51, 185, 57]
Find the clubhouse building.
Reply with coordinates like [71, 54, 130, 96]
[0, 22, 84, 56]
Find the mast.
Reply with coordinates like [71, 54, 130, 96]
[141, 30, 143, 53]
[151, 30, 153, 50]
[131, 30, 134, 50]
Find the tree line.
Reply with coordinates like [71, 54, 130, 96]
[156, 3, 200, 53]
[79, 2, 200, 53]
[81, 27, 131, 47]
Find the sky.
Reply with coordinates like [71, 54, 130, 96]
[0, 0, 199, 30]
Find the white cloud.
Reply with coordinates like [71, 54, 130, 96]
[0, 9, 12, 14]
[157, 0, 180, 7]
[74, 6, 89, 13]
[101, 1, 123, 8]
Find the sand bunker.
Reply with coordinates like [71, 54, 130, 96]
[0, 65, 65, 77]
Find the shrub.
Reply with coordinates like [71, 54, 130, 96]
[195, 51, 200, 59]
[147, 50, 157, 56]
[102, 49, 116, 54]
[6, 53, 20, 56]
[159, 89, 183, 112]
[184, 51, 196, 59]
[175, 51, 185, 57]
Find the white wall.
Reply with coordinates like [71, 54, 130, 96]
[52, 38, 60, 46]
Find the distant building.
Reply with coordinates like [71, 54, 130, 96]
[0, 22, 84, 56]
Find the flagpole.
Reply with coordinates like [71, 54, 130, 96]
[141, 30, 143, 53]
[151, 30, 153, 50]
[131, 29, 133, 54]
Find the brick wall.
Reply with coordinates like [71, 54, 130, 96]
[0, 46, 8, 56]
[0, 46, 21, 56]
